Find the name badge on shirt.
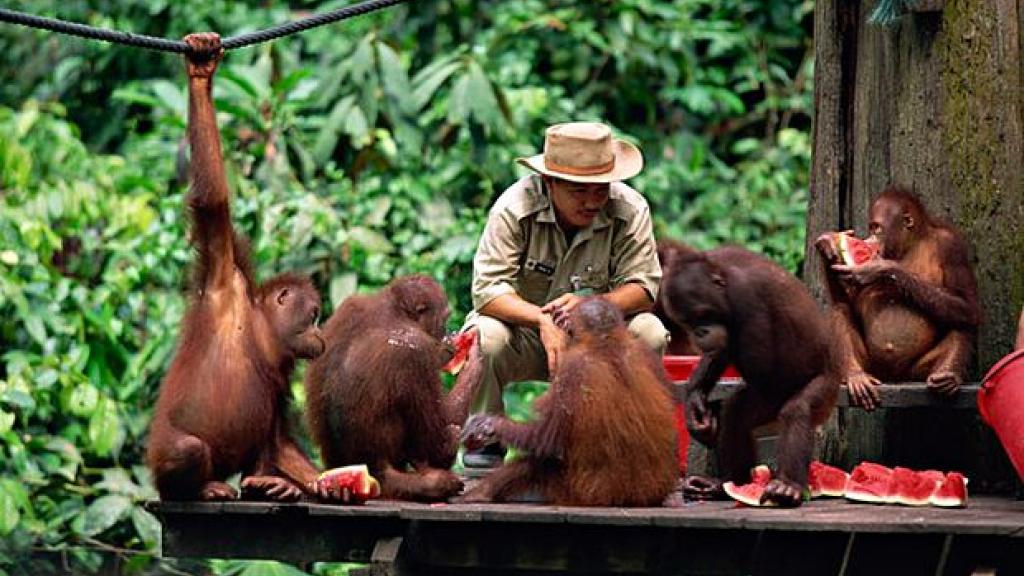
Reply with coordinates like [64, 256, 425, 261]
[525, 259, 556, 276]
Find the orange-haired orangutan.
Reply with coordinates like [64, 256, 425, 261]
[458, 298, 677, 506]
[305, 275, 484, 502]
[816, 186, 980, 410]
[147, 33, 333, 502]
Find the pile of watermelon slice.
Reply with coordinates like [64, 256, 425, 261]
[722, 461, 968, 508]
[843, 462, 968, 507]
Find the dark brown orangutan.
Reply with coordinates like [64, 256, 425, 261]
[816, 186, 980, 410]
[304, 275, 484, 502]
[654, 239, 698, 355]
[660, 245, 840, 507]
[147, 34, 332, 502]
[458, 298, 677, 506]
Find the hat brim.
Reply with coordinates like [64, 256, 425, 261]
[516, 139, 643, 184]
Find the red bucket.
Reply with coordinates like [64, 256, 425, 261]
[662, 355, 741, 475]
[978, 348, 1024, 483]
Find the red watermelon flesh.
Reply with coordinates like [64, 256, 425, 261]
[845, 462, 894, 504]
[930, 472, 969, 508]
[723, 465, 774, 507]
[750, 464, 771, 486]
[891, 467, 940, 506]
[808, 461, 849, 498]
[442, 331, 478, 374]
[317, 464, 381, 503]
[833, 232, 879, 266]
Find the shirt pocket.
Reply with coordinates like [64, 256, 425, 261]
[577, 266, 610, 294]
[518, 269, 553, 305]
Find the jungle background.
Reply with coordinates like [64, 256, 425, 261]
[0, 1, 813, 574]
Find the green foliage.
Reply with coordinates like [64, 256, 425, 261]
[0, 1, 813, 573]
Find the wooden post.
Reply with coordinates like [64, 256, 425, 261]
[805, 0, 1024, 490]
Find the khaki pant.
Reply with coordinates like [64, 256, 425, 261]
[462, 311, 669, 415]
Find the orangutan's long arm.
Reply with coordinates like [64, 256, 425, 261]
[184, 33, 235, 292]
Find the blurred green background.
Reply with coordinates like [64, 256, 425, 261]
[0, 0, 813, 573]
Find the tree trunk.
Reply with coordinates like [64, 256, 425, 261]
[806, 0, 1023, 491]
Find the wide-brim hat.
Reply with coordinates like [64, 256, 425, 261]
[516, 122, 643, 184]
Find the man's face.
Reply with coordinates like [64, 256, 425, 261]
[546, 177, 611, 231]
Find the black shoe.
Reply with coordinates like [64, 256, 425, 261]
[462, 443, 506, 469]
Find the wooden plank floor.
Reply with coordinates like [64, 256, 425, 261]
[151, 495, 1024, 575]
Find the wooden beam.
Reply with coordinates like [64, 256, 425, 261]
[150, 498, 1024, 573]
[672, 381, 980, 409]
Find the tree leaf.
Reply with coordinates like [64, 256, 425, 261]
[313, 96, 355, 165]
[446, 73, 471, 124]
[344, 107, 370, 146]
[66, 383, 99, 417]
[411, 56, 463, 111]
[0, 410, 13, 435]
[22, 315, 45, 346]
[238, 561, 311, 576]
[329, 273, 358, 308]
[376, 42, 414, 114]
[130, 507, 161, 550]
[149, 80, 186, 118]
[466, 62, 502, 130]
[0, 482, 21, 535]
[87, 398, 125, 457]
[81, 494, 132, 537]
[348, 227, 394, 254]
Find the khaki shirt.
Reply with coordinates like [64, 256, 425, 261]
[472, 174, 661, 311]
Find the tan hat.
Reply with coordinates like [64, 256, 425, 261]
[516, 122, 643, 184]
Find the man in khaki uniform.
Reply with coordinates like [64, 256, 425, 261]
[462, 121, 669, 470]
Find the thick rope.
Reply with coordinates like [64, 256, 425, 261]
[0, 0, 411, 54]
[222, 0, 410, 50]
[0, 8, 188, 52]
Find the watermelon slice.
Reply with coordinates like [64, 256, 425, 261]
[930, 472, 968, 508]
[442, 331, 477, 374]
[833, 232, 879, 266]
[845, 462, 893, 504]
[808, 461, 849, 498]
[722, 465, 775, 507]
[890, 467, 941, 506]
[316, 464, 381, 503]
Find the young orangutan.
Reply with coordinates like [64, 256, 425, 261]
[304, 275, 484, 502]
[147, 33, 337, 502]
[458, 298, 677, 506]
[815, 186, 980, 410]
[660, 244, 841, 507]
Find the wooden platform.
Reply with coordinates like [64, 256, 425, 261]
[678, 381, 982, 409]
[150, 496, 1024, 575]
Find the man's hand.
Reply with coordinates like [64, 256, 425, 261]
[461, 414, 497, 451]
[538, 312, 568, 374]
[183, 33, 223, 78]
[541, 293, 583, 330]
